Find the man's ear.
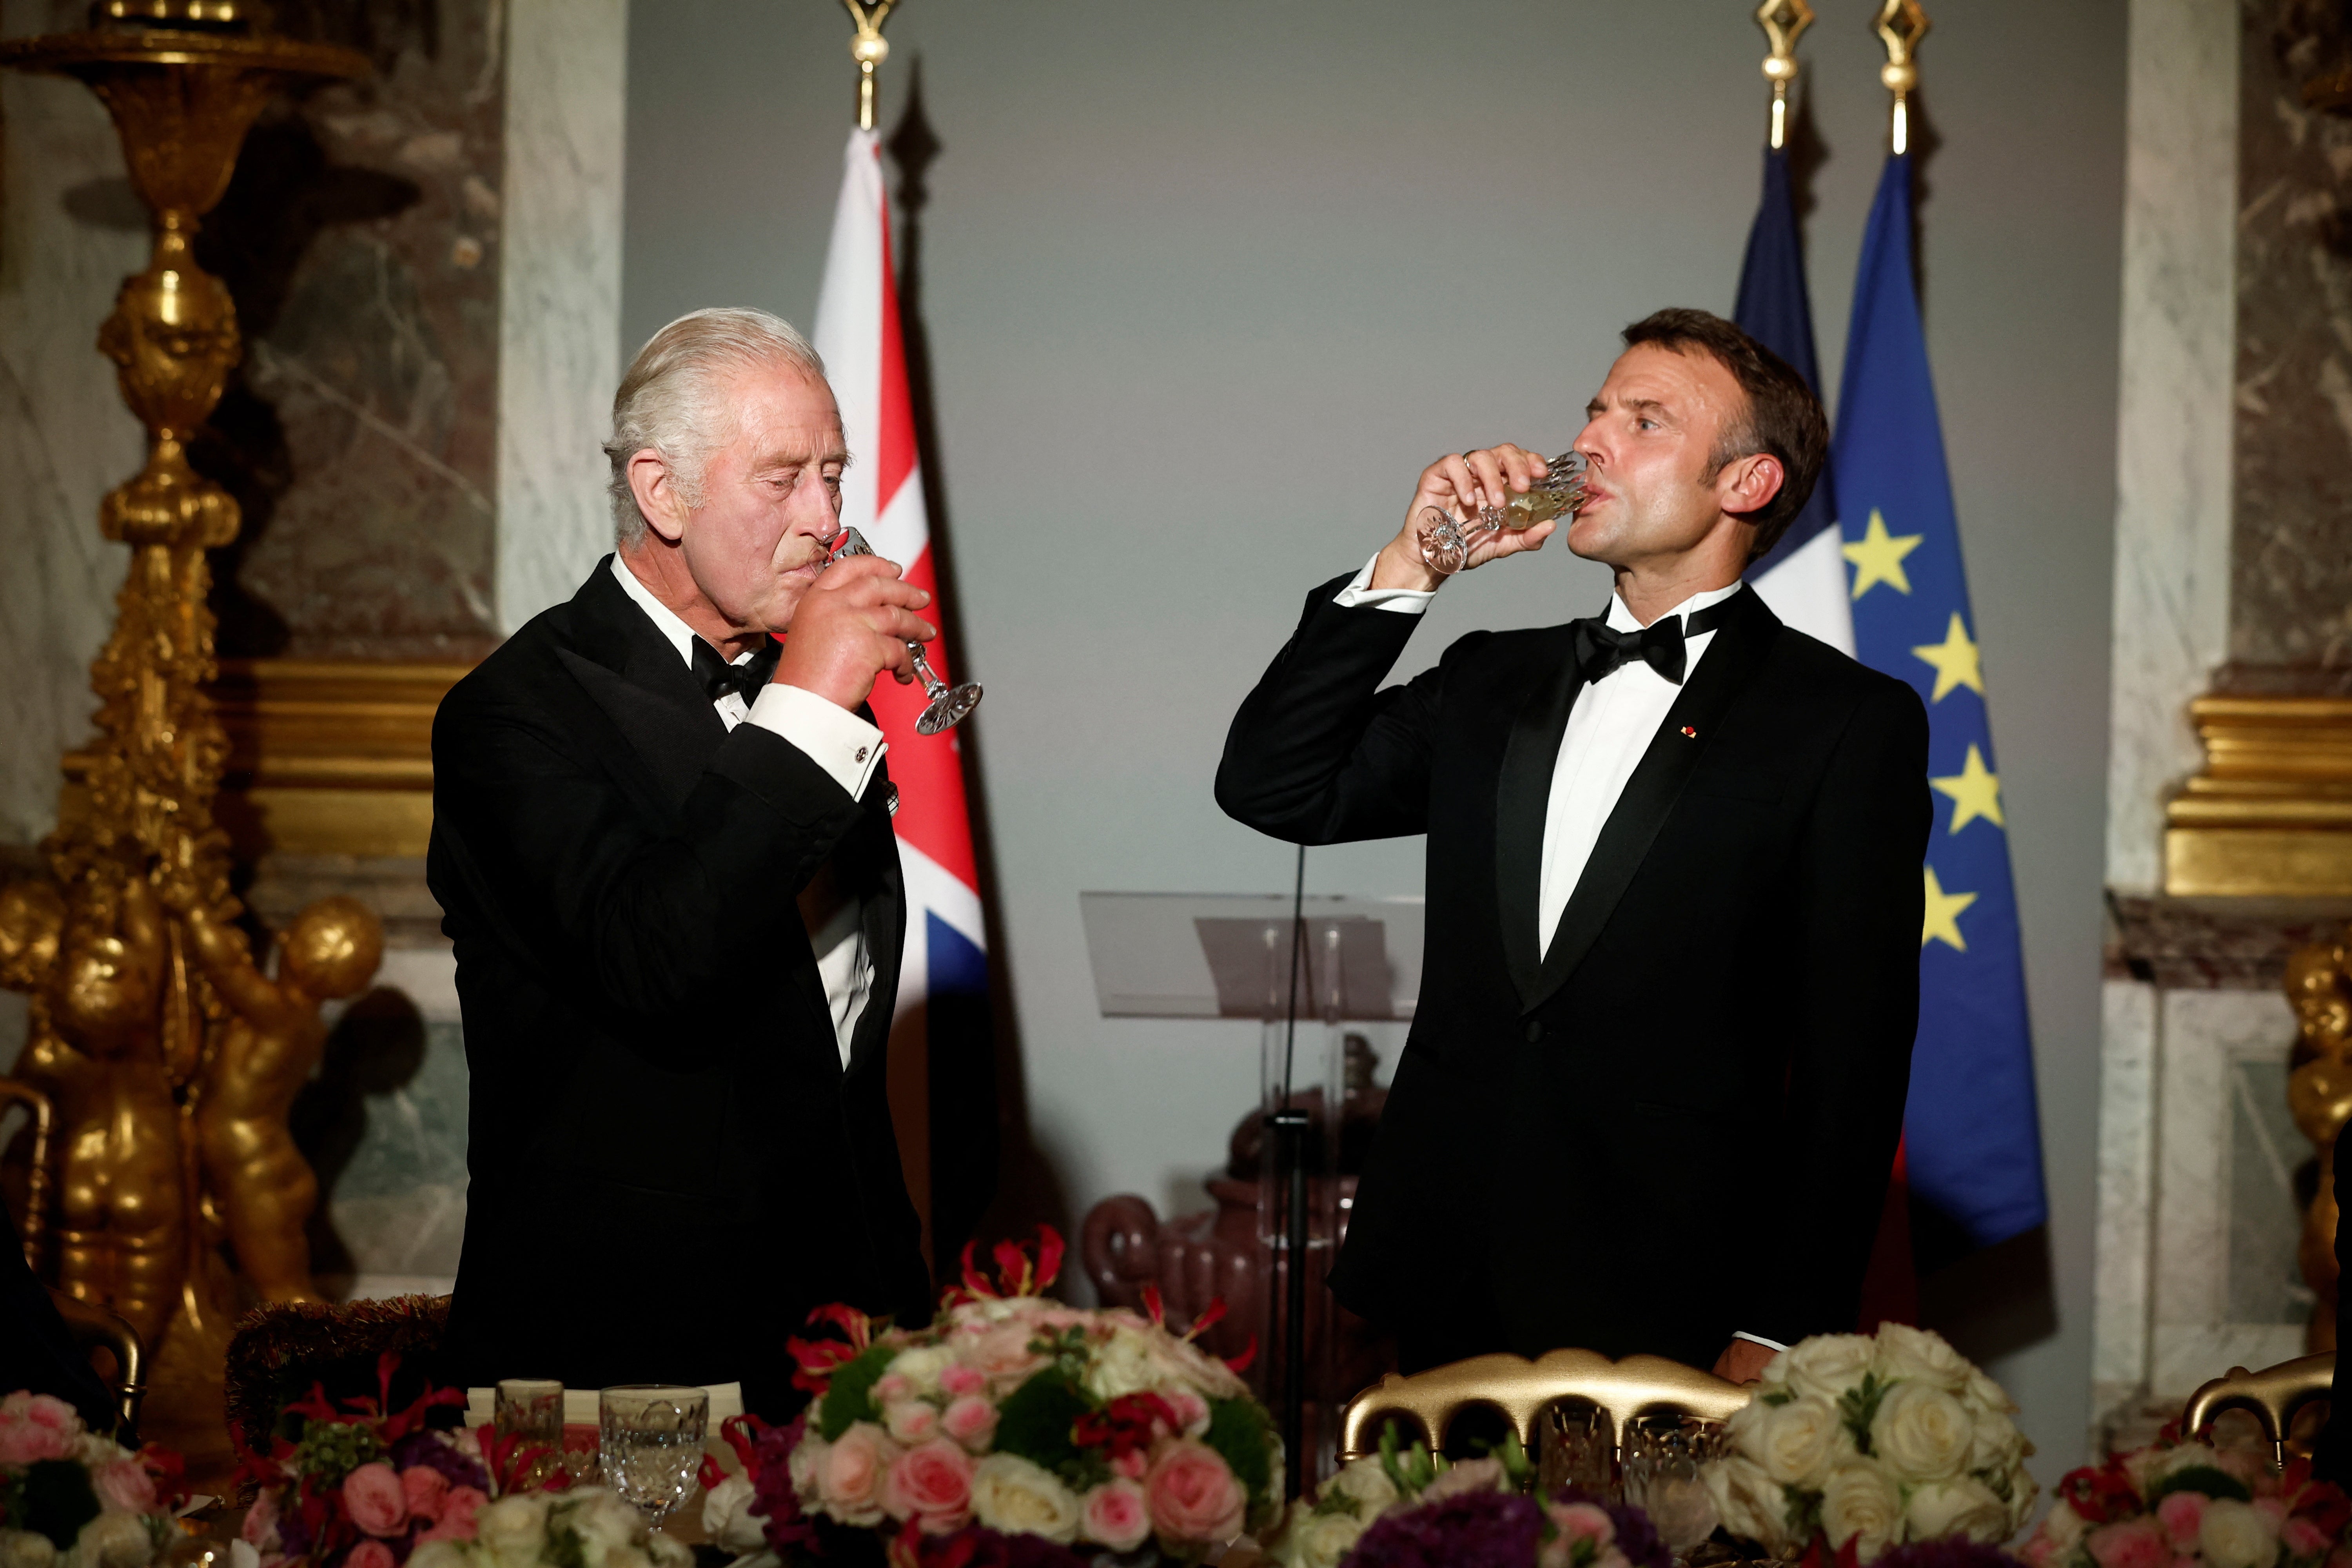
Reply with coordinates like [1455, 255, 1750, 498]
[626, 449, 689, 543]
[1717, 451, 1786, 520]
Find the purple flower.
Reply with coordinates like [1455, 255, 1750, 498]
[1343, 1490, 1546, 1568]
[1871, 1543, 2031, 1568]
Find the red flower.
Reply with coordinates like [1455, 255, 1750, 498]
[1073, 1394, 1179, 1462]
[2059, 1463, 2141, 1525]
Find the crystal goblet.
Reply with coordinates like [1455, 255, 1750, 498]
[828, 526, 982, 734]
[1417, 449, 1589, 575]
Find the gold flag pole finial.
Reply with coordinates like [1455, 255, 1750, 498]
[1874, 0, 1931, 156]
[1755, 0, 1815, 152]
[840, 0, 897, 131]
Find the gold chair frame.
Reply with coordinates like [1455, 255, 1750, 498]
[1338, 1347, 1750, 1461]
[0, 1075, 56, 1270]
[2181, 1352, 2335, 1470]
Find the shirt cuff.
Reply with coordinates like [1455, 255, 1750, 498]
[1330, 552, 1436, 614]
[746, 683, 887, 801]
[1731, 1331, 1789, 1353]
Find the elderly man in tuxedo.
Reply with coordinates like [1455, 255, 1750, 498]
[430, 308, 935, 1413]
[1219, 309, 1930, 1384]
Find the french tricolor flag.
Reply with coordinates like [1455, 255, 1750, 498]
[811, 129, 989, 1034]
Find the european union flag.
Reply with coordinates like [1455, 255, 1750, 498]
[1833, 152, 2047, 1253]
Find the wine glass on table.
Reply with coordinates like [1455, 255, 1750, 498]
[1416, 448, 1589, 575]
[598, 1385, 706, 1528]
[494, 1379, 563, 1490]
[827, 526, 982, 734]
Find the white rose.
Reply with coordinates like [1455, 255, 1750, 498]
[645, 1536, 691, 1568]
[1820, 1463, 1903, 1561]
[1783, 1336, 1880, 1405]
[1084, 1327, 1158, 1402]
[2033, 1498, 2087, 1554]
[888, 1346, 955, 1392]
[408, 1545, 471, 1568]
[477, 1493, 554, 1568]
[63, 1512, 154, 1568]
[970, 1453, 1082, 1544]
[1998, 1467, 2041, 1536]
[789, 1431, 828, 1503]
[1873, 1324, 1971, 1391]
[1963, 1367, 2017, 1418]
[1328, 1457, 1399, 1514]
[1706, 1454, 1795, 1553]
[1965, 1406, 2027, 1475]
[226, 1543, 260, 1568]
[1755, 1397, 1845, 1489]
[0, 1531, 59, 1568]
[1872, 1381, 1973, 1481]
[700, 1474, 766, 1555]
[1905, 1477, 2011, 1543]
[565, 1490, 652, 1568]
[2200, 1499, 2281, 1568]
[1278, 1508, 1368, 1568]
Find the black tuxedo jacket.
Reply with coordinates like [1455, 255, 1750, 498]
[427, 558, 930, 1410]
[1217, 577, 1930, 1369]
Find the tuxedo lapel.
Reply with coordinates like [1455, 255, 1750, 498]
[1495, 626, 1586, 1008]
[1526, 588, 1780, 1010]
[557, 561, 728, 813]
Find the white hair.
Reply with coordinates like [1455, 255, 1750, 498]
[603, 307, 828, 544]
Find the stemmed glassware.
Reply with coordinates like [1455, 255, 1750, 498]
[828, 526, 983, 733]
[598, 1385, 707, 1529]
[494, 1379, 563, 1492]
[1416, 449, 1590, 575]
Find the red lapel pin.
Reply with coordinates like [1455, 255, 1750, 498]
[1680, 726, 1698, 738]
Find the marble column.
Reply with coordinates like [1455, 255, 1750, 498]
[495, 0, 629, 633]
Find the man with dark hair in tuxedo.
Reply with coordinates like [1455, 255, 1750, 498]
[430, 308, 935, 1412]
[1218, 308, 1930, 1384]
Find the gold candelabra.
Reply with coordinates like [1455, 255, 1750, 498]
[0, 2, 378, 1454]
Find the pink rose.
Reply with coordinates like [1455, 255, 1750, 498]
[1082, 1479, 1152, 1553]
[2088, 1520, 2171, 1568]
[876, 1375, 914, 1404]
[1163, 1390, 1210, 1437]
[422, 1486, 486, 1543]
[241, 1490, 281, 1550]
[2288, 1520, 2334, 1559]
[940, 1396, 998, 1452]
[940, 1365, 985, 1399]
[2159, 1492, 2209, 1550]
[93, 1456, 158, 1515]
[1144, 1441, 1245, 1545]
[964, 1327, 1048, 1388]
[342, 1462, 409, 1537]
[2020, 1540, 2059, 1568]
[1112, 1450, 1148, 1481]
[885, 1400, 941, 1445]
[820, 1423, 900, 1525]
[882, 1439, 976, 1534]
[1551, 1501, 1617, 1549]
[347, 1540, 396, 1568]
[401, 1466, 450, 1523]
[0, 1392, 81, 1466]
[2258, 1499, 2292, 1528]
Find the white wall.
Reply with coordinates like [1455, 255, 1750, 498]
[622, 0, 2124, 1485]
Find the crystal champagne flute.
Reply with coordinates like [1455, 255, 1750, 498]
[828, 526, 983, 734]
[1416, 449, 1590, 575]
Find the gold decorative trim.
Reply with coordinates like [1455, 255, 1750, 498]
[2165, 697, 2352, 897]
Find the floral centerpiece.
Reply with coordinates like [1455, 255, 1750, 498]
[1704, 1324, 2037, 1561]
[0, 1391, 185, 1568]
[232, 1354, 685, 1568]
[702, 1229, 1277, 1565]
[1262, 1423, 1671, 1568]
[2018, 1431, 2352, 1568]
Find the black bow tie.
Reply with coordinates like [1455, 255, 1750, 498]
[1570, 595, 1739, 686]
[689, 636, 781, 705]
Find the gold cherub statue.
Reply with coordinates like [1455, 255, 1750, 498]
[160, 882, 383, 1303]
[2288, 923, 2352, 1352]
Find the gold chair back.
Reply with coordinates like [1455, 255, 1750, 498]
[1338, 1347, 1750, 1461]
[2181, 1351, 2336, 1469]
[0, 1076, 56, 1269]
[48, 1290, 147, 1438]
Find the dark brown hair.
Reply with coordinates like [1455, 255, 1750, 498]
[1619, 308, 1828, 561]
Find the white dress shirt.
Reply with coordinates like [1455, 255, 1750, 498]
[610, 557, 882, 1068]
[1333, 557, 1738, 956]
